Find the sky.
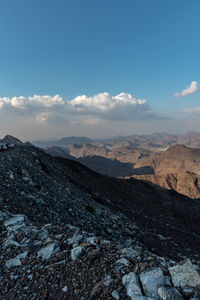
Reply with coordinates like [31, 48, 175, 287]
[0, 0, 200, 140]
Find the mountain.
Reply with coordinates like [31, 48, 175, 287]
[178, 131, 200, 147]
[32, 131, 200, 151]
[45, 145, 154, 177]
[0, 134, 23, 145]
[133, 172, 200, 199]
[33, 136, 94, 148]
[0, 140, 200, 298]
[67, 144, 151, 163]
[78, 155, 140, 177]
[135, 144, 200, 175]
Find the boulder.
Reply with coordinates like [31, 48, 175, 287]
[122, 272, 142, 299]
[140, 267, 164, 298]
[158, 287, 184, 300]
[169, 259, 200, 288]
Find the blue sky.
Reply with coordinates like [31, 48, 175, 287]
[0, 0, 200, 139]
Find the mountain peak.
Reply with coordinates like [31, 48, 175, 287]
[0, 135, 23, 145]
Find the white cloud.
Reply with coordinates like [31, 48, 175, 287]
[69, 92, 152, 121]
[174, 81, 200, 98]
[0, 92, 155, 123]
[36, 112, 51, 123]
[0, 94, 64, 113]
[183, 107, 200, 114]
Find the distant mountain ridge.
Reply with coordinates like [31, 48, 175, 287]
[32, 131, 200, 150]
[135, 144, 200, 175]
[33, 136, 94, 148]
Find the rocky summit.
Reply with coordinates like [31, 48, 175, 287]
[0, 140, 200, 299]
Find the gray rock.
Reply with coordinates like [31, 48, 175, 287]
[4, 233, 21, 248]
[169, 259, 200, 288]
[116, 258, 130, 267]
[37, 243, 59, 260]
[71, 246, 85, 260]
[158, 287, 184, 300]
[86, 236, 97, 245]
[4, 215, 25, 232]
[6, 251, 29, 268]
[111, 290, 120, 300]
[67, 234, 83, 246]
[140, 267, 164, 298]
[122, 272, 142, 299]
[121, 247, 140, 259]
[62, 286, 68, 292]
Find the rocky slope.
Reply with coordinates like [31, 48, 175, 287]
[133, 172, 200, 199]
[134, 145, 200, 175]
[128, 145, 200, 199]
[66, 144, 151, 163]
[0, 141, 200, 299]
[1, 211, 200, 299]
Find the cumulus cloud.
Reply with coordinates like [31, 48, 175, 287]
[0, 94, 64, 116]
[0, 92, 155, 123]
[183, 107, 200, 114]
[69, 92, 152, 121]
[174, 81, 200, 98]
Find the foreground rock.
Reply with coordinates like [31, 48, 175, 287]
[1, 211, 199, 299]
[169, 259, 200, 288]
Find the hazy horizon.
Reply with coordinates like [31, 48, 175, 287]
[1, 130, 200, 143]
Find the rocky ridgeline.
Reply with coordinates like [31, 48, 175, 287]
[0, 211, 200, 299]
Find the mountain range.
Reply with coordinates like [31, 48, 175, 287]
[32, 132, 200, 199]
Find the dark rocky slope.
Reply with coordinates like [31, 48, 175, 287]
[0, 143, 200, 299]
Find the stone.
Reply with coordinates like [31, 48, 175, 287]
[67, 234, 83, 246]
[116, 258, 130, 267]
[121, 247, 140, 259]
[6, 257, 21, 268]
[4, 215, 25, 232]
[111, 290, 120, 300]
[71, 246, 85, 260]
[86, 236, 97, 245]
[122, 272, 142, 299]
[158, 287, 184, 300]
[140, 267, 164, 298]
[62, 286, 68, 292]
[169, 259, 200, 288]
[6, 251, 29, 268]
[37, 243, 59, 260]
